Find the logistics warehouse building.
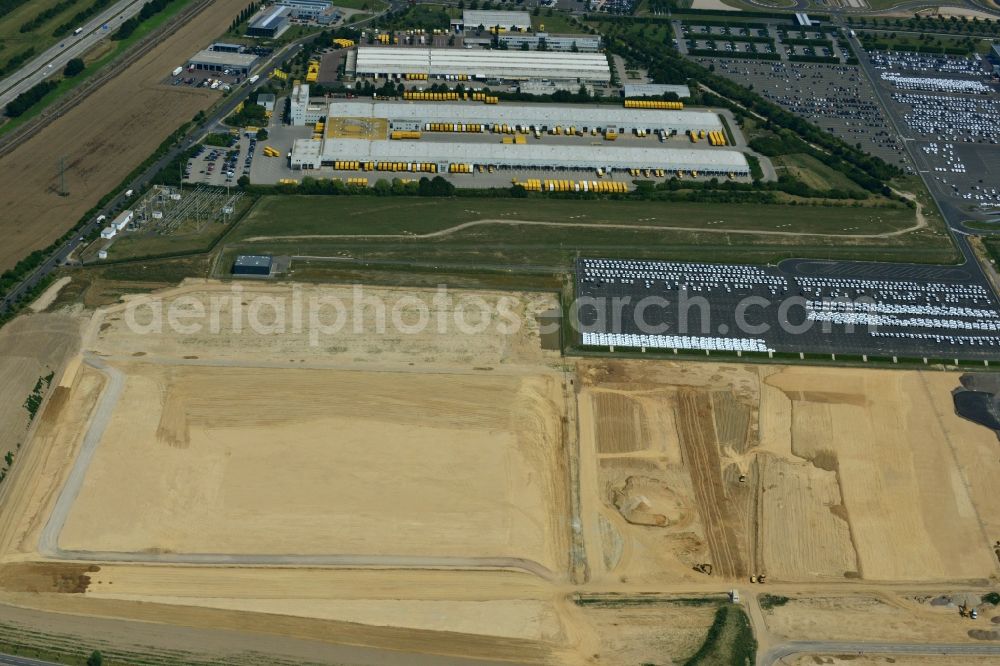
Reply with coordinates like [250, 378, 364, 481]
[326, 100, 724, 135]
[289, 100, 748, 176]
[351, 47, 611, 83]
[294, 138, 749, 176]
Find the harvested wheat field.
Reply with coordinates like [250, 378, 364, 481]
[0, 0, 248, 272]
[762, 594, 998, 644]
[576, 359, 1000, 586]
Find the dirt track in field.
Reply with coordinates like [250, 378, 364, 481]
[0, 0, 248, 272]
[674, 388, 746, 580]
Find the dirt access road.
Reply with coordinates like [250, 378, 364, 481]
[0, 0, 249, 273]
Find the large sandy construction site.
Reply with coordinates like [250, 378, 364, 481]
[0, 279, 999, 663]
[576, 359, 1000, 587]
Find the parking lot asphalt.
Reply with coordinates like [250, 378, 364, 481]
[575, 257, 1000, 360]
[692, 56, 911, 169]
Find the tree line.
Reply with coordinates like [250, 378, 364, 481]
[0, 46, 36, 78]
[113, 0, 179, 40]
[20, 0, 82, 33]
[5, 80, 57, 118]
[229, 2, 261, 32]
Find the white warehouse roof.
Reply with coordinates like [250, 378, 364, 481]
[308, 138, 749, 173]
[354, 47, 610, 82]
[462, 10, 531, 29]
[327, 100, 723, 132]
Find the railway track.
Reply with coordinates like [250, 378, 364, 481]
[0, 0, 213, 154]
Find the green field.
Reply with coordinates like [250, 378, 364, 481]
[0, 0, 86, 58]
[532, 11, 587, 35]
[211, 195, 957, 270]
[332, 0, 387, 11]
[772, 154, 867, 195]
[0, 0, 199, 138]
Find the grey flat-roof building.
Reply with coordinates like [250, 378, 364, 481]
[278, 0, 331, 20]
[623, 84, 692, 99]
[353, 47, 610, 83]
[326, 100, 723, 134]
[257, 92, 276, 112]
[991, 44, 1000, 73]
[211, 42, 244, 53]
[297, 137, 748, 176]
[459, 10, 531, 32]
[247, 5, 291, 38]
[232, 254, 273, 276]
[499, 33, 601, 52]
[187, 49, 259, 76]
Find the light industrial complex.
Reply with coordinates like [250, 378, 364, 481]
[286, 90, 750, 181]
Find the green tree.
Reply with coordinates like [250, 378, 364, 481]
[256, 128, 268, 140]
[63, 57, 85, 77]
[237, 175, 250, 187]
[87, 651, 103, 666]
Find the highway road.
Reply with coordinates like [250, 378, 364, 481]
[0, 3, 397, 317]
[0, 37, 303, 315]
[0, 0, 149, 110]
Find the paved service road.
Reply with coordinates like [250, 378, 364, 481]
[0, 0, 148, 109]
[0, 655, 61, 666]
[761, 641, 1000, 665]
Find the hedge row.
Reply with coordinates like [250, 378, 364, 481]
[688, 49, 780, 60]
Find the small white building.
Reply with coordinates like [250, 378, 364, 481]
[112, 209, 133, 231]
[98, 249, 108, 260]
[100, 226, 117, 239]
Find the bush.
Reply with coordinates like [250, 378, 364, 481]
[63, 58, 85, 77]
[759, 594, 790, 610]
[256, 128, 268, 140]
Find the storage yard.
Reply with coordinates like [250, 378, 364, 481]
[577, 257, 1000, 360]
[866, 49, 1000, 211]
[284, 96, 753, 184]
[694, 58, 910, 168]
